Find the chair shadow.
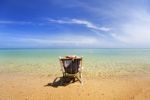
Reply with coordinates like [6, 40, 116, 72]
[44, 76, 77, 88]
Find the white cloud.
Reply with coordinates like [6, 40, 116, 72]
[48, 18, 110, 32]
[1, 1, 150, 48]
[49, 0, 150, 47]
[17, 35, 98, 47]
[111, 9, 150, 47]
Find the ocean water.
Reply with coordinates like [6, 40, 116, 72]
[0, 48, 150, 77]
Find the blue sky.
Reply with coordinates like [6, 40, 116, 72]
[0, 0, 150, 48]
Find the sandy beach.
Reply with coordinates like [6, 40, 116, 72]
[0, 49, 150, 100]
[0, 72, 149, 100]
[1, 0, 150, 99]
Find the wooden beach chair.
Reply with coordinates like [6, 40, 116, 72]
[59, 56, 83, 84]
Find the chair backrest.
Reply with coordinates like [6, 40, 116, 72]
[60, 58, 82, 74]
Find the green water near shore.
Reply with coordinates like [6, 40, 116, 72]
[0, 48, 150, 77]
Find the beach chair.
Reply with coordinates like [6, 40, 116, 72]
[59, 56, 83, 84]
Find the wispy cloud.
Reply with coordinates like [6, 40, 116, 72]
[50, 0, 150, 47]
[48, 18, 110, 32]
[1, 0, 150, 48]
[0, 35, 97, 48]
[0, 20, 32, 25]
[110, 6, 150, 47]
[19, 35, 98, 45]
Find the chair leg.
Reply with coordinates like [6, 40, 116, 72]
[74, 73, 82, 84]
[79, 72, 82, 78]
[73, 77, 76, 83]
[76, 76, 82, 83]
[79, 72, 83, 85]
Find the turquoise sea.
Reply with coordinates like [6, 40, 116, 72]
[0, 48, 150, 77]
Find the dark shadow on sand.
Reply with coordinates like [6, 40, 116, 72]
[45, 76, 77, 88]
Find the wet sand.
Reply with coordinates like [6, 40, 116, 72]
[0, 72, 149, 100]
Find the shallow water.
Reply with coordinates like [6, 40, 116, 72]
[0, 48, 150, 76]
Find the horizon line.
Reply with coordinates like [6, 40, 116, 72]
[0, 47, 150, 49]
